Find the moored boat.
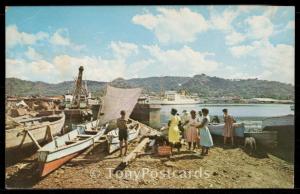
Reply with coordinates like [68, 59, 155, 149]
[261, 114, 294, 130]
[37, 84, 143, 176]
[148, 91, 202, 105]
[37, 120, 107, 177]
[106, 119, 141, 153]
[208, 123, 245, 137]
[5, 111, 65, 152]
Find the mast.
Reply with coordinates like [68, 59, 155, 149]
[159, 76, 164, 99]
[71, 66, 88, 109]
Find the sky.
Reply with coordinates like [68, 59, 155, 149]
[5, 6, 295, 85]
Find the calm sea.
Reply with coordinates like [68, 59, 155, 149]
[160, 104, 294, 131]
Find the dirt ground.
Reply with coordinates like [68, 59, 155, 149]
[5, 138, 294, 189]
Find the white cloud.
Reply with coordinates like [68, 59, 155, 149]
[143, 45, 219, 76]
[6, 59, 29, 80]
[225, 31, 246, 46]
[49, 28, 86, 52]
[7, 44, 221, 83]
[52, 55, 127, 82]
[237, 5, 260, 13]
[209, 7, 239, 32]
[72, 44, 86, 52]
[230, 40, 294, 84]
[50, 28, 71, 46]
[6, 40, 151, 83]
[125, 59, 154, 78]
[25, 47, 42, 60]
[6, 55, 128, 83]
[6, 25, 49, 48]
[29, 60, 56, 75]
[132, 7, 208, 44]
[245, 15, 274, 40]
[6, 58, 58, 82]
[286, 20, 295, 30]
[229, 45, 255, 58]
[263, 6, 278, 18]
[208, 7, 247, 45]
[110, 41, 138, 58]
[132, 13, 157, 30]
[208, 6, 280, 45]
[51, 54, 153, 82]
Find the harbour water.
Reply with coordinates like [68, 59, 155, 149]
[160, 104, 294, 131]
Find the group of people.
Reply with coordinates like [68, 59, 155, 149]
[115, 108, 237, 157]
[168, 108, 237, 156]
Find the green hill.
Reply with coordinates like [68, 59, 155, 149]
[5, 74, 294, 100]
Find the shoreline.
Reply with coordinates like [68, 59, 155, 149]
[5, 138, 294, 189]
[159, 103, 294, 106]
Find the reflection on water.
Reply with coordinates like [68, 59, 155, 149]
[160, 104, 294, 131]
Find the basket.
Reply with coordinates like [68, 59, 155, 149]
[157, 145, 172, 156]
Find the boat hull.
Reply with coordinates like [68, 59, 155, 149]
[37, 120, 105, 177]
[262, 114, 294, 129]
[39, 152, 81, 177]
[5, 112, 65, 152]
[208, 123, 245, 137]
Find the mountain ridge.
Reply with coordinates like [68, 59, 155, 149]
[5, 75, 294, 100]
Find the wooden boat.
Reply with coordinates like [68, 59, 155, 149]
[37, 120, 108, 177]
[244, 131, 278, 149]
[208, 123, 245, 137]
[37, 85, 143, 177]
[106, 119, 141, 153]
[5, 111, 65, 152]
[261, 114, 294, 130]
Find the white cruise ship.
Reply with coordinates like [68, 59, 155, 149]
[147, 91, 202, 105]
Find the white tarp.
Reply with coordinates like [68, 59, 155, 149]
[98, 85, 142, 125]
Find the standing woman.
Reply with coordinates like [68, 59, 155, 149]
[196, 108, 213, 156]
[186, 110, 199, 150]
[223, 109, 236, 146]
[168, 108, 182, 153]
[180, 110, 190, 143]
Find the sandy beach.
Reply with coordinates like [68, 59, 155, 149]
[5, 137, 294, 189]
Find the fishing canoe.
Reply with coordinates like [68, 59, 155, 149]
[106, 119, 141, 154]
[37, 120, 107, 177]
[208, 123, 245, 137]
[5, 111, 65, 152]
[261, 114, 294, 130]
[244, 131, 278, 149]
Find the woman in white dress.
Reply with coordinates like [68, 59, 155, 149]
[196, 108, 214, 156]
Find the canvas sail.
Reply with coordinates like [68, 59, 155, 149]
[98, 85, 142, 125]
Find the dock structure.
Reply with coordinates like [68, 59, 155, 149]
[130, 103, 161, 129]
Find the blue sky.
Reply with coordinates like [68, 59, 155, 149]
[6, 6, 295, 84]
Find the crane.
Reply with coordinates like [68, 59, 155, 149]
[71, 66, 89, 109]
